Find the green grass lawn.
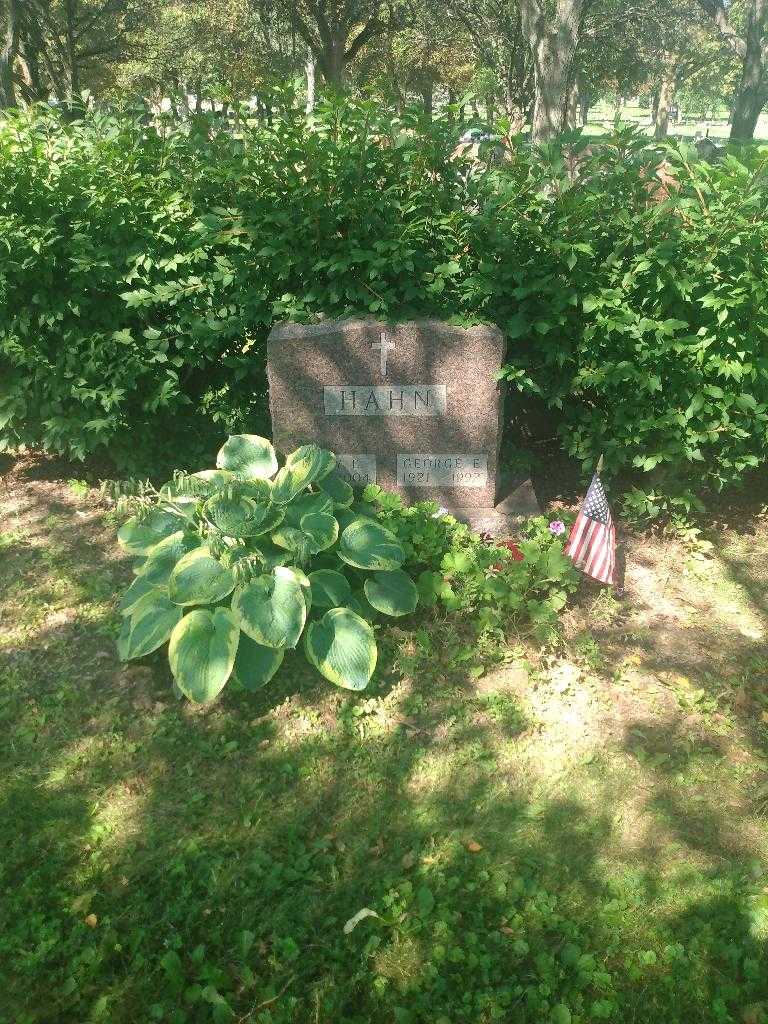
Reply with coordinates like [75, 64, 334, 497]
[585, 103, 768, 141]
[2, 456, 768, 1024]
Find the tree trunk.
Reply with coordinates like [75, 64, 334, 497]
[695, 0, 768, 141]
[0, 0, 18, 108]
[520, 0, 591, 144]
[579, 92, 590, 125]
[305, 49, 315, 114]
[319, 37, 346, 88]
[654, 64, 679, 138]
[64, 0, 78, 104]
[729, 0, 768, 140]
[421, 81, 434, 120]
[530, 33, 573, 141]
[446, 88, 456, 122]
[566, 76, 579, 128]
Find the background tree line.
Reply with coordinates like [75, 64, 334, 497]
[0, 0, 767, 143]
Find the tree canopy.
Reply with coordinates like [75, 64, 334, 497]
[1, 0, 766, 139]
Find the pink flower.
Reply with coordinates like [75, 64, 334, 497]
[549, 520, 566, 536]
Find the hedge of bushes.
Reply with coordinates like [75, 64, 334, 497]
[1, 100, 767, 504]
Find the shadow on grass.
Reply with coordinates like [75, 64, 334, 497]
[1, 462, 767, 1024]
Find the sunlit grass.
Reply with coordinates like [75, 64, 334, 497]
[1, 461, 768, 1023]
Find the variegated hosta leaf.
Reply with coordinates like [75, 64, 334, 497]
[117, 509, 186, 555]
[231, 566, 308, 649]
[223, 546, 290, 592]
[232, 634, 284, 691]
[192, 469, 235, 494]
[244, 540, 291, 570]
[282, 490, 334, 528]
[300, 512, 338, 551]
[336, 503, 378, 533]
[363, 569, 419, 617]
[203, 493, 284, 538]
[138, 531, 201, 587]
[308, 569, 351, 608]
[272, 512, 338, 556]
[119, 574, 159, 616]
[271, 445, 336, 504]
[280, 565, 311, 589]
[236, 478, 272, 503]
[168, 547, 235, 606]
[216, 434, 278, 480]
[318, 472, 354, 508]
[117, 590, 183, 661]
[338, 517, 405, 571]
[281, 565, 312, 612]
[304, 607, 376, 691]
[270, 525, 312, 558]
[168, 608, 240, 703]
[158, 495, 198, 520]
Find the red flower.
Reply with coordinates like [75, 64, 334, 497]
[498, 538, 525, 561]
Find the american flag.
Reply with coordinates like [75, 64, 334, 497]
[564, 472, 616, 585]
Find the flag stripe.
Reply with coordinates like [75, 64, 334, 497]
[565, 473, 616, 586]
[565, 513, 589, 561]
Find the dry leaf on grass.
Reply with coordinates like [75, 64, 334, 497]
[343, 908, 380, 934]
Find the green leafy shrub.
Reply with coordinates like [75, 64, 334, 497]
[0, 100, 476, 468]
[484, 129, 768, 497]
[115, 435, 421, 699]
[363, 485, 579, 642]
[2, 103, 766, 508]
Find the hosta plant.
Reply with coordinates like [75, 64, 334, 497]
[114, 435, 418, 701]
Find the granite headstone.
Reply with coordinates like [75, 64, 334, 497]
[266, 318, 539, 532]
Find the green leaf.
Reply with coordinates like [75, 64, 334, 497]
[117, 590, 183, 661]
[417, 570, 454, 607]
[308, 569, 351, 608]
[138, 531, 201, 587]
[191, 469, 236, 493]
[231, 566, 308, 649]
[272, 512, 338, 556]
[364, 569, 418, 616]
[204, 493, 284, 538]
[304, 607, 376, 690]
[318, 472, 354, 507]
[338, 517, 405, 571]
[271, 445, 336, 504]
[216, 434, 278, 480]
[232, 633, 284, 691]
[282, 490, 334, 527]
[169, 608, 240, 703]
[243, 539, 290, 570]
[417, 885, 435, 917]
[119, 575, 159, 616]
[117, 509, 186, 555]
[299, 512, 338, 552]
[168, 547, 235, 606]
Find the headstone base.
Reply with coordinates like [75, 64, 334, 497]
[440, 476, 541, 537]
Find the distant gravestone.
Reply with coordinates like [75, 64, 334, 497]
[267, 318, 539, 532]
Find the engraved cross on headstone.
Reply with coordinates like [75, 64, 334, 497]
[372, 331, 395, 377]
